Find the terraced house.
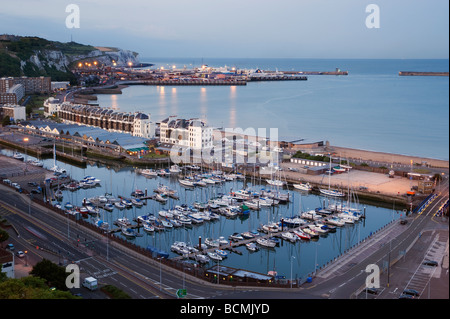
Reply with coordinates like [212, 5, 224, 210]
[57, 103, 155, 139]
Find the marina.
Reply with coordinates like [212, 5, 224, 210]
[0, 148, 404, 282]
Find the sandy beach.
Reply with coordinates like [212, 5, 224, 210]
[330, 146, 449, 168]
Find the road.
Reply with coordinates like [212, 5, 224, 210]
[0, 183, 253, 299]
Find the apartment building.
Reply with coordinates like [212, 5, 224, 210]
[160, 116, 213, 150]
[0, 76, 51, 94]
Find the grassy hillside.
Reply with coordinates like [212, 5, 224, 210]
[0, 36, 95, 83]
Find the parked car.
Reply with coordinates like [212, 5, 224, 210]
[423, 260, 438, 267]
[28, 182, 38, 187]
[400, 219, 408, 225]
[363, 287, 379, 295]
[6, 243, 15, 251]
[402, 289, 420, 297]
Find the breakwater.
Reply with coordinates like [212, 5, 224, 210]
[399, 71, 449, 76]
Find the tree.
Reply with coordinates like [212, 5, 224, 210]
[0, 264, 7, 283]
[29, 259, 68, 291]
[0, 276, 78, 299]
[2, 115, 11, 126]
[0, 228, 9, 245]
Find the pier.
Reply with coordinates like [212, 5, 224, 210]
[281, 70, 348, 76]
[126, 79, 247, 86]
[248, 75, 307, 81]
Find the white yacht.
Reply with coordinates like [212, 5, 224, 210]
[256, 238, 277, 248]
[179, 179, 195, 187]
[293, 182, 312, 191]
[319, 188, 345, 197]
[281, 231, 298, 243]
[169, 165, 181, 173]
[139, 169, 158, 177]
[266, 179, 285, 187]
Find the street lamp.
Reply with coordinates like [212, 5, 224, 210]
[23, 137, 29, 171]
[315, 242, 320, 276]
[290, 255, 296, 288]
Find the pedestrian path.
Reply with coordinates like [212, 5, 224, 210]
[314, 220, 406, 281]
[404, 233, 448, 297]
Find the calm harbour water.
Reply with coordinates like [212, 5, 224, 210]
[97, 58, 449, 160]
[1, 149, 401, 280]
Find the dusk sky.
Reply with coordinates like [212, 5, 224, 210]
[1, 0, 448, 59]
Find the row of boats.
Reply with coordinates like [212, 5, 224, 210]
[293, 182, 346, 197]
[12, 152, 44, 167]
[165, 200, 363, 264]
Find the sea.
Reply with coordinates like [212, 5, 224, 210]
[96, 58, 449, 161]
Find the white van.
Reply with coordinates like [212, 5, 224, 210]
[82, 277, 98, 291]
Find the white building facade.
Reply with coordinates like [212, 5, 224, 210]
[133, 113, 156, 139]
[160, 116, 213, 149]
[43, 97, 62, 117]
[1, 104, 26, 121]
